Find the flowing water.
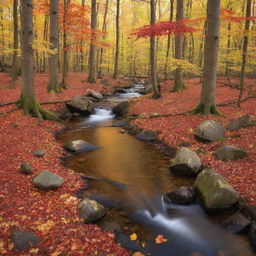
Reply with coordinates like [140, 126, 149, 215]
[58, 86, 255, 256]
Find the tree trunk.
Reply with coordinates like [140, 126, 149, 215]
[87, 0, 97, 83]
[192, 0, 221, 115]
[113, 0, 120, 79]
[48, 0, 60, 93]
[150, 0, 160, 99]
[98, 0, 109, 77]
[238, 0, 251, 107]
[18, 0, 58, 121]
[61, 0, 70, 89]
[164, 0, 174, 80]
[172, 0, 185, 92]
[11, 0, 19, 81]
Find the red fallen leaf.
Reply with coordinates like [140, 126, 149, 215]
[155, 234, 168, 244]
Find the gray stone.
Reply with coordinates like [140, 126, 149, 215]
[228, 115, 252, 131]
[164, 186, 196, 204]
[66, 95, 94, 115]
[112, 100, 130, 117]
[33, 170, 64, 190]
[215, 145, 248, 161]
[195, 120, 225, 142]
[222, 213, 251, 233]
[58, 106, 72, 120]
[78, 198, 106, 223]
[20, 163, 33, 174]
[86, 89, 103, 100]
[170, 147, 202, 176]
[12, 230, 40, 251]
[136, 129, 158, 141]
[64, 140, 100, 153]
[33, 149, 45, 158]
[194, 169, 239, 210]
[250, 224, 256, 250]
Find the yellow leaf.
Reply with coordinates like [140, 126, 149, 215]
[29, 248, 39, 253]
[51, 251, 62, 256]
[155, 234, 168, 244]
[71, 244, 77, 250]
[130, 233, 137, 241]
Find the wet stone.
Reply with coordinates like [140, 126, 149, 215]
[250, 224, 256, 251]
[222, 213, 251, 233]
[12, 230, 40, 251]
[136, 130, 158, 141]
[64, 140, 100, 153]
[164, 186, 196, 204]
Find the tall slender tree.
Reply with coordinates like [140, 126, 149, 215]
[172, 0, 185, 92]
[48, 0, 60, 93]
[11, 0, 19, 81]
[150, 0, 160, 99]
[98, 0, 109, 76]
[192, 0, 221, 114]
[18, 0, 58, 120]
[238, 0, 252, 107]
[113, 0, 120, 79]
[87, 0, 97, 83]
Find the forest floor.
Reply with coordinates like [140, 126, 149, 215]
[0, 72, 255, 255]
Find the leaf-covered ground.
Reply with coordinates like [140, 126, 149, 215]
[130, 78, 256, 205]
[0, 73, 130, 256]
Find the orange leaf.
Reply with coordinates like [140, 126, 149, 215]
[155, 234, 168, 244]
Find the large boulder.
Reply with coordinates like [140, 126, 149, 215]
[170, 147, 202, 176]
[58, 106, 72, 120]
[194, 120, 225, 142]
[12, 230, 40, 251]
[214, 145, 248, 161]
[136, 129, 158, 141]
[66, 95, 94, 115]
[64, 140, 100, 153]
[194, 169, 239, 210]
[112, 100, 130, 117]
[78, 198, 106, 223]
[33, 170, 64, 190]
[86, 89, 103, 100]
[164, 186, 196, 204]
[227, 115, 252, 131]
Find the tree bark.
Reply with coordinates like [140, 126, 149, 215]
[48, 0, 60, 93]
[238, 0, 251, 107]
[61, 0, 70, 89]
[113, 0, 120, 79]
[192, 0, 221, 115]
[11, 0, 19, 81]
[172, 0, 185, 92]
[150, 0, 160, 98]
[164, 0, 174, 80]
[18, 0, 58, 121]
[87, 0, 97, 83]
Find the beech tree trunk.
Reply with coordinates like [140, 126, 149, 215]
[172, 0, 185, 92]
[164, 0, 174, 80]
[87, 0, 97, 83]
[238, 0, 251, 107]
[61, 0, 70, 89]
[18, 0, 58, 121]
[48, 0, 60, 93]
[192, 0, 221, 115]
[150, 0, 160, 99]
[11, 0, 19, 81]
[113, 0, 120, 79]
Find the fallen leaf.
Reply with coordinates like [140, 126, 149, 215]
[155, 234, 168, 244]
[130, 233, 137, 241]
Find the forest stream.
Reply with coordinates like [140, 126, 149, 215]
[58, 85, 255, 256]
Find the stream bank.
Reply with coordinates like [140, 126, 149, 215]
[58, 84, 256, 256]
